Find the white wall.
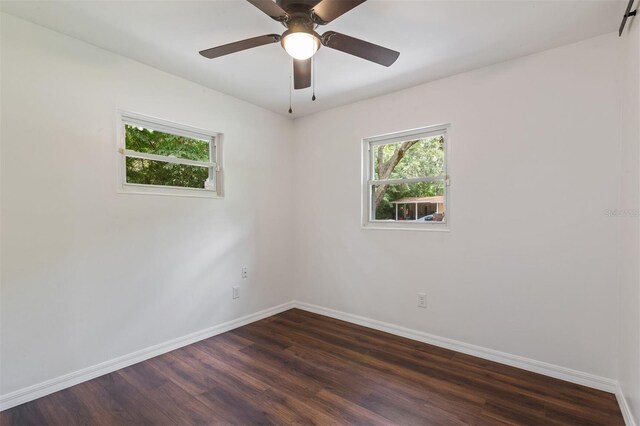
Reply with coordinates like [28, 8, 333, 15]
[0, 13, 295, 395]
[618, 10, 640, 424]
[292, 33, 623, 379]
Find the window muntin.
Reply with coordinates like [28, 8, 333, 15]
[363, 126, 449, 229]
[117, 112, 223, 197]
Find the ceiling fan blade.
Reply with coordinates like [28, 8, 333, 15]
[246, 0, 288, 21]
[293, 59, 311, 89]
[199, 34, 281, 59]
[312, 0, 366, 24]
[321, 31, 399, 67]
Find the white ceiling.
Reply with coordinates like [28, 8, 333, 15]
[1, 0, 626, 118]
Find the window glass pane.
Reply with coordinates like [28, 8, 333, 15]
[372, 181, 445, 222]
[373, 135, 444, 180]
[125, 124, 210, 162]
[126, 157, 209, 189]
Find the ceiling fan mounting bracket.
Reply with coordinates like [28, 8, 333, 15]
[310, 11, 328, 26]
[321, 31, 334, 44]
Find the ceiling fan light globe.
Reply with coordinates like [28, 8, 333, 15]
[283, 32, 320, 60]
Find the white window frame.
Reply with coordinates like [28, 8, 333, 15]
[116, 111, 224, 198]
[361, 124, 450, 231]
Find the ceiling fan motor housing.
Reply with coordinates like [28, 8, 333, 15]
[281, 14, 321, 59]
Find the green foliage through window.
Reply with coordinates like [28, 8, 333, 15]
[124, 125, 211, 189]
[374, 137, 444, 180]
[372, 135, 445, 221]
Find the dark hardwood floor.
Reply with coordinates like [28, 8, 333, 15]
[1, 308, 624, 425]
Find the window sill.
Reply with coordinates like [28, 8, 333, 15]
[118, 183, 223, 199]
[362, 222, 450, 232]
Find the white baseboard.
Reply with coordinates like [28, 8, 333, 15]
[616, 383, 638, 426]
[293, 301, 618, 393]
[0, 301, 295, 411]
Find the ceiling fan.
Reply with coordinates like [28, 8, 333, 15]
[199, 0, 400, 91]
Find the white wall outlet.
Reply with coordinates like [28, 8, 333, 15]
[232, 286, 240, 299]
[418, 292, 427, 308]
[241, 266, 248, 279]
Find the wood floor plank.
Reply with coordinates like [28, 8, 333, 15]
[115, 362, 219, 425]
[0, 308, 624, 425]
[280, 309, 458, 360]
[251, 388, 340, 425]
[305, 389, 392, 425]
[32, 387, 96, 426]
[193, 337, 323, 399]
[451, 352, 621, 414]
[1, 400, 50, 426]
[264, 317, 493, 406]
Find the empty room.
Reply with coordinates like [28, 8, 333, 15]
[1, 0, 639, 424]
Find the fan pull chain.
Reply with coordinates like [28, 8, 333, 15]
[288, 64, 293, 114]
[312, 57, 316, 101]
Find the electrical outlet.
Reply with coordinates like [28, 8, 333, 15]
[418, 292, 427, 308]
[232, 286, 240, 299]
[241, 266, 248, 279]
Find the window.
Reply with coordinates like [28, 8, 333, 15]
[362, 125, 449, 230]
[117, 112, 223, 198]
